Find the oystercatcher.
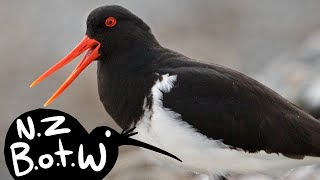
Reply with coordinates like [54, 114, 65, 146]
[31, 5, 320, 179]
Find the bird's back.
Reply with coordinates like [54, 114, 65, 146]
[151, 49, 320, 158]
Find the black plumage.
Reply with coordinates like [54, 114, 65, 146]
[32, 5, 320, 178]
[93, 6, 320, 158]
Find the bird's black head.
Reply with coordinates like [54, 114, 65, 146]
[90, 126, 140, 146]
[90, 126, 182, 162]
[86, 5, 157, 55]
[90, 126, 122, 145]
[30, 5, 158, 106]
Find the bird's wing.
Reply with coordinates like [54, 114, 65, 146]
[158, 62, 320, 157]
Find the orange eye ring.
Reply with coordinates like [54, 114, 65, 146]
[105, 17, 117, 27]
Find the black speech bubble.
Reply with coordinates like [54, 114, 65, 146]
[4, 109, 181, 180]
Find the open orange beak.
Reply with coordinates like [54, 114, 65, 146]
[30, 35, 101, 106]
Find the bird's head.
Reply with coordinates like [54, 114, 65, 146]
[89, 126, 122, 145]
[90, 126, 182, 162]
[90, 126, 138, 146]
[30, 5, 156, 106]
[86, 5, 155, 55]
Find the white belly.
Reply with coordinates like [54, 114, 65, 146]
[132, 74, 320, 177]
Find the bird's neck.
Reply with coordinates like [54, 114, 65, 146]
[106, 31, 160, 56]
[97, 45, 161, 129]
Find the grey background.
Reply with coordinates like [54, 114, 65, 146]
[1, 0, 320, 179]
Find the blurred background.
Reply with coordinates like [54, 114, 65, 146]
[1, 0, 320, 179]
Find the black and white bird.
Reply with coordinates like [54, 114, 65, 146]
[31, 5, 320, 179]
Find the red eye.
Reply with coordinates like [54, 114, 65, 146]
[105, 17, 117, 27]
